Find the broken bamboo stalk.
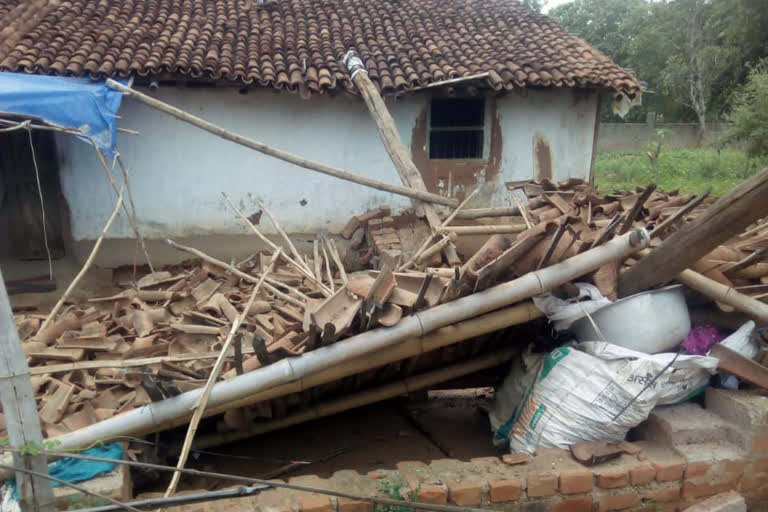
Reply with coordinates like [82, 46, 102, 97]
[511, 193, 533, 229]
[399, 188, 480, 271]
[38, 184, 125, 335]
[416, 233, 458, 265]
[257, 200, 311, 274]
[343, 51, 461, 265]
[452, 206, 520, 220]
[320, 240, 335, 294]
[620, 168, 768, 297]
[164, 239, 305, 308]
[440, 225, 528, 235]
[313, 240, 322, 283]
[222, 193, 332, 296]
[106, 80, 457, 207]
[114, 154, 155, 273]
[165, 249, 281, 497]
[327, 239, 348, 285]
[188, 346, 518, 450]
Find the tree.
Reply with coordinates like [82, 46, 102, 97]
[522, 0, 547, 12]
[723, 63, 768, 174]
[657, 0, 734, 142]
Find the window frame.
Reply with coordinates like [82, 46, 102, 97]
[426, 95, 491, 161]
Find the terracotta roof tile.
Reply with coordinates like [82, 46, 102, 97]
[0, 0, 641, 94]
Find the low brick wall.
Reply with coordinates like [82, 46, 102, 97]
[160, 389, 768, 512]
[597, 123, 734, 152]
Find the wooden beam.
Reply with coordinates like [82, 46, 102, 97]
[344, 51, 461, 265]
[619, 168, 768, 297]
[106, 79, 457, 208]
[0, 268, 55, 512]
[710, 343, 768, 390]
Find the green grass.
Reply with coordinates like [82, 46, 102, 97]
[594, 147, 767, 196]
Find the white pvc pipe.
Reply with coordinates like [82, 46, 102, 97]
[46, 229, 649, 451]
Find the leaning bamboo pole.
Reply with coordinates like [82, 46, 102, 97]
[184, 346, 519, 451]
[17, 230, 645, 456]
[38, 183, 125, 336]
[105, 79, 457, 208]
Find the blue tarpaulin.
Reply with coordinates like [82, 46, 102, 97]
[8, 442, 124, 500]
[0, 73, 128, 156]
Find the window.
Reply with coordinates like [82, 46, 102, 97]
[429, 98, 485, 159]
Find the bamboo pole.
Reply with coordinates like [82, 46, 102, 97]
[257, 200, 310, 274]
[327, 239, 348, 285]
[165, 250, 281, 497]
[185, 302, 541, 422]
[440, 225, 528, 235]
[321, 241, 335, 293]
[511, 194, 533, 229]
[188, 347, 518, 450]
[677, 268, 768, 323]
[105, 80, 457, 208]
[222, 193, 332, 296]
[38, 184, 125, 335]
[114, 154, 154, 273]
[164, 239, 305, 308]
[451, 207, 520, 220]
[416, 233, 458, 265]
[0, 269, 55, 512]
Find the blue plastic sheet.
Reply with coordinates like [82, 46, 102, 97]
[0, 73, 128, 156]
[9, 442, 124, 500]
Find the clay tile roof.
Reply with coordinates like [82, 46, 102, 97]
[0, 0, 641, 95]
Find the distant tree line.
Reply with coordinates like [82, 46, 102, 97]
[547, 0, 768, 134]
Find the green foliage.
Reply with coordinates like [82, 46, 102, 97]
[521, 0, 547, 12]
[594, 148, 767, 196]
[723, 63, 768, 160]
[549, 0, 768, 123]
[375, 479, 419, 512]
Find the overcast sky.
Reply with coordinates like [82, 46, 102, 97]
[543, 0, 573, 13]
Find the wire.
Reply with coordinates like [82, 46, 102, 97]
[611, 350, 681, 422]
[27, 128, 53, 280]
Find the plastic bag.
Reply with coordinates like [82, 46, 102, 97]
[490, 342, 718, 454]
[532, 283, 612, 331]
[718, 321, 759, 360]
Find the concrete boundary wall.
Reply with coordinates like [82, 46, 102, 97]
[597, 123, 733, 152]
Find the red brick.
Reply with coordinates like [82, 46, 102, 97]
[682, 476, 739, 499]
[559, 470, 593, 494]
[553, 495, 592, 512]
[653, 461, 684, 482]
[446, 481, 483, 506]
[752, 434, 768, 452]
[597, 490, 641, 511]
[597, 468, 628, 489]
[685, 461, 711, 478]
[629, 464, 655, 486]
[488, 478, 521, 503]
[395, 461, 447, 505]
[753, 457, 768, 473]
[642, 484, 681, 503]
[741, 472, 768, 492]
[502, 452, 531, 466]
[527, 472, 558, 498]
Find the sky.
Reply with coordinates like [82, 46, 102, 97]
[543, 0, 573, 13]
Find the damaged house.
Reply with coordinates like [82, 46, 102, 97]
[0, 0, 640, 259]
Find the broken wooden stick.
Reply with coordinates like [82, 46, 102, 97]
[511, 193, 533, 229]
[320, 240, 335, 294]
[106, 79, 457, 207]
[222, 193, 332, 296]
[257, 200, 310, 274]
[327, 239, 348, 285]
[164, 239, 305, 309]
[441, 225, 528, 235]
[344, 51, 461, 265]
[165, 249, 281, 498]
[114, 154, 155, 273]
[620, 168, 768, 297]
[618, 184, 656, 235]
[38, 183, 125, 335]
[452, 206, 520, 220]
[648, 188, 711, 238]
[416, 233, 458, 265]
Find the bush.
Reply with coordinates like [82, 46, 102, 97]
[723, 63, 768, 164]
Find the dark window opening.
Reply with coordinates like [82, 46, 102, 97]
[429, 98, 485, 159]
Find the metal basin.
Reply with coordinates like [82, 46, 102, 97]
[570, 285, 691, 353]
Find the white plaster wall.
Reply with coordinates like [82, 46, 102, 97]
[497, 88, 598, 182]
[57, 86, 597, 241]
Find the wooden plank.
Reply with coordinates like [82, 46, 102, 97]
[620, 168, 768, 297]
[0, 268, 55, 511]
[710, 343, 768, 390]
